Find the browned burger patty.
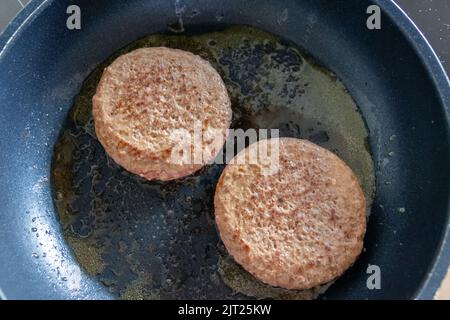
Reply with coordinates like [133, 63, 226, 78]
[214, 137, 366, 290]
[93, 47, 232, 181]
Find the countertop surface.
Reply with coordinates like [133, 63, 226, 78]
[0, 0, 449, 300]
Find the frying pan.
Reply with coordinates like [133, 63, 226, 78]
[0, 0, 449, 300]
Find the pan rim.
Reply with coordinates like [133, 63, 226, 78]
[373, 0, 450, 300]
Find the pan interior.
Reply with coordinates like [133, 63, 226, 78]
[51, 25, 375, 299]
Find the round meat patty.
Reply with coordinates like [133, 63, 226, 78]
[214, 137, 366, 290]
[93, 47, 232, 181]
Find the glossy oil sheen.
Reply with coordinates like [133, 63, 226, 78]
[52, 25, 375, 299]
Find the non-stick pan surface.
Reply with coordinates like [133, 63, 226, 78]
[0, 0, 449, 299]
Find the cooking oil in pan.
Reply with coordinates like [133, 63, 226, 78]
[52, 25, 375, 299]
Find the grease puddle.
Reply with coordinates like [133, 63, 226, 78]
[52, 25, 375, 299]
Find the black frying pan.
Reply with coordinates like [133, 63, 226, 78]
[0, 0, 449, 300]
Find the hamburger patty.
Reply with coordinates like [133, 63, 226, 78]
[93, 47, 232, 181]
[214, 138, 366, 290]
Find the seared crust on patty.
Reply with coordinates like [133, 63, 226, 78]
[93, 47, 232, 180]
[214, 138, 366, 290]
